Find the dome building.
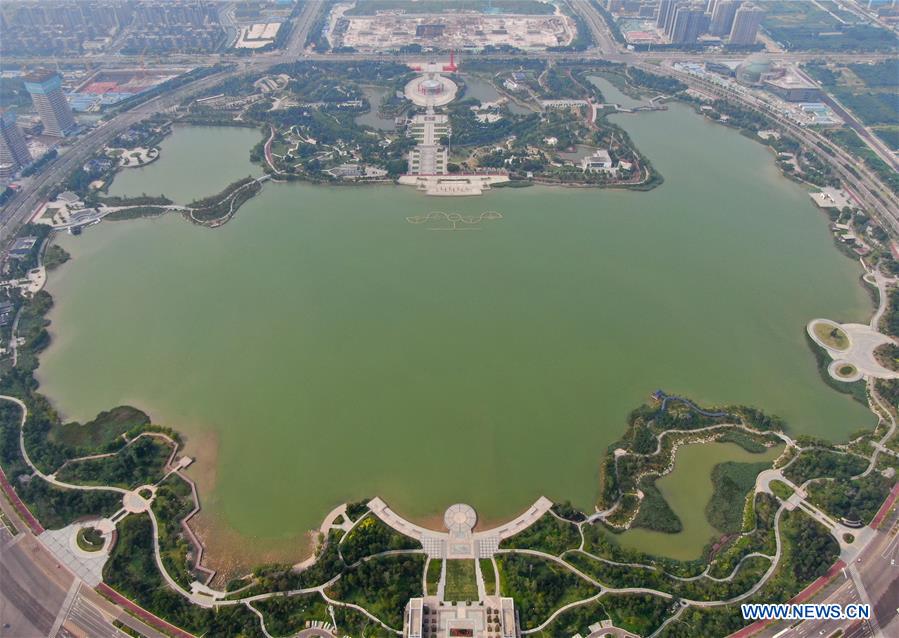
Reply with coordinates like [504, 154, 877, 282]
[735, 55, 784, 86]
[419, 78, 444, 96]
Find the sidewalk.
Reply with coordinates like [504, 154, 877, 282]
[870, 482, 899, 529]
[725, 560, 846, 638]
[0, 464, 44, 535]
[96, 583, 198, 638]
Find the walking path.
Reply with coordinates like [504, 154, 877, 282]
[2, 266, 898, 638]
[586, 419, 792, 526]
[808, 318, 898, 381]
[2, 380, 897, 637]
[809, 262, 899, 382]
[368, 496, 552, 559]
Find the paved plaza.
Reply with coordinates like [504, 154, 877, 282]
[807, 318, 899, 382]
[368, 497, 552, 560]
[404, 73, 458, 108]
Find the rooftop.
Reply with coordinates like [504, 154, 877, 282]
[764, 70, 818, 91]
[22, 69, 60, 84]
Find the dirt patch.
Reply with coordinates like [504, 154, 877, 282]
[181, 428, 220, 496]
[191, 513, 313, 584]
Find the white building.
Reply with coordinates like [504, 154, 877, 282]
[581, 149, 614, 173]
[404, 596, 519, 638]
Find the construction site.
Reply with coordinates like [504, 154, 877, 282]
[328, 3, 576, 52]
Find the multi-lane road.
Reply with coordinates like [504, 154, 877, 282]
[0, 0, 324, 248]
[0, 0, 895, 288]
[0, 496, 169, 638]
[0, 69, 237, 244]
[755, 504, 899, 638]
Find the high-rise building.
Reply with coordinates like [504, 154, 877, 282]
[668, 5, 708, 43]
[710, 0, 741, 36]
[664, 2, 686, 37]
[657, 0, 678, 30]
[23, 69, 76, 138]
[729, 4, 765, 45]
[0, 109, 32, 178]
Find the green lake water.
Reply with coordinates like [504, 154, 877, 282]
[38, 81, 874, 557]
[106, 125, 262, 204]
[618, 442, 782, 560]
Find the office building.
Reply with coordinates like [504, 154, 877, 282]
[23, 69, 77, 137]
[710, 0, 741, 36]
[0, 109, 32, 177]
[729, 3, 765, 45]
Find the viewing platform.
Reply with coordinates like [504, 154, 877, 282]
[367, 496, 552, 560]
[398, 173, 510, 196]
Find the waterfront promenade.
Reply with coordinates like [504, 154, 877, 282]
[367, 496, 553, 560]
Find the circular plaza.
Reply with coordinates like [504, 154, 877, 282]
[807, 318, 899, 382]
[404, 73, 458, 107]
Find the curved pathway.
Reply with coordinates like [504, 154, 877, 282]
[2, 323, 897, 638]
[586, 420, 792, 525]
[808, 317, 898, 381]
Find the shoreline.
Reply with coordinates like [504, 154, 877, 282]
[13, 71, 888, 579]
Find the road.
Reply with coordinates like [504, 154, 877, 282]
[3, 0, 895, 251]
[754, 504, 899, 638]
[860, 508, 899, 636]
[0, 0, 324, 249]
[0, 524, 168, 638]
[284, 0, 324, 58]
[818, 90, 899, 173]
[5, 47, 895, 70]
[0, 533, 68, 637]
[567, 0, 619, 56]
[644, 62, 899, 235]
[0, 69, 235, 245]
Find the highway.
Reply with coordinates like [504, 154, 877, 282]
[0, 495, 169, 638]
[669, 68, 899, 234]
[571, 0, 899, 235]
[5, 46, 895, 69]
[0, 69, 238, 244]
[818, 91, 899, 173]
[284, 0, 324, 59]
[755, 505, 899, 638]
[0, 0, 324, 249]
[1, 2, 897, 257]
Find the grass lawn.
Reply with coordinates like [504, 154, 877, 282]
[426, 558, 442, 596]
[836, 364, 857, 378]
[444, 560, 479, 601]
[49, 406, 150, 451]
[76, 526, 104, 552]
[479, 559, 497, 596]
[813, 322, 849, 350]
[770, 480, 795, 501]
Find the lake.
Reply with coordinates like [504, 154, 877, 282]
[38, 82, 873, 568]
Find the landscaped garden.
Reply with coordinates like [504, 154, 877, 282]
[444, 560, 479, 602]
[76, 526, 105, 552]
[813, 322, 849, 350]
